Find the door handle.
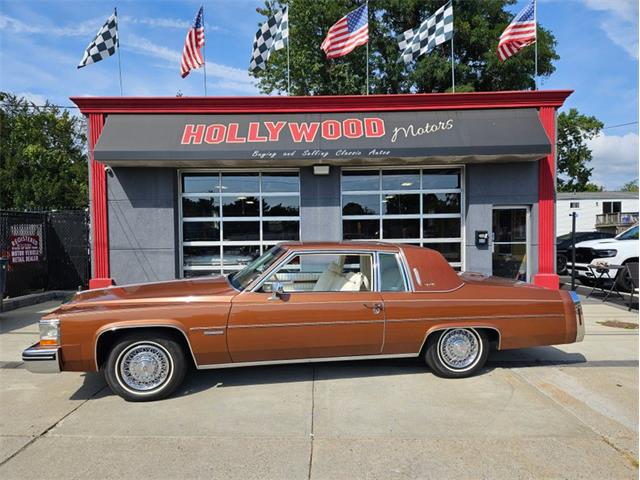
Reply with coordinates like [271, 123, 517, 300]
[363, 303, 383, 314]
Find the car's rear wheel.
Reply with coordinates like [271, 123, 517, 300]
[424, 328, 489, 378]
[556, 253, 568, 275]
[104, 333, 187, 402]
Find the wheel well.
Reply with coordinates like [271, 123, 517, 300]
[95, 326, 195, 370]
[419, 327, 501, 356]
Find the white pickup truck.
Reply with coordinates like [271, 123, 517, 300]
[566, 224, 638, 291]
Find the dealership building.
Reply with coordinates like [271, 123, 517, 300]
[71, 90, 571, 290]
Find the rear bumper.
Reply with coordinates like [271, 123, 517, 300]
[22, 343, 61, 373]
[569, 291, 585, 343]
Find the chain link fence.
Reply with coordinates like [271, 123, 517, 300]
[0, 210, 90, 298]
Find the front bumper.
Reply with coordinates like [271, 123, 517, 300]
[569, 291, 585, 343]
[22, 343, 61, 373]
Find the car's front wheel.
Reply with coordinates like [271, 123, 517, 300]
[424, 328, 489, 378]
[104, 333, 187, 402]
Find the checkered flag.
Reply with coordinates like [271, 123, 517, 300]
[78, 10, 118, 68]
[398, 1, 453, 64]
[249, 7, 288, 72]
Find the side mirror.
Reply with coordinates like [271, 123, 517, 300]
[268, 281, 284, 300]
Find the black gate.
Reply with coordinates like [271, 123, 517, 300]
[0, 210, 90, 297]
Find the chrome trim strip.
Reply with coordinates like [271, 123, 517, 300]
[203, 330, 225, 336]
[196, 352, 418, 370]
[385, 313, 564, 323]
[94, 325, 199, 370]
[228, 319, 385, 329]
[189, 326, 227, 331]
[418, 326, 502, 352]
[22, 343, 61, 374]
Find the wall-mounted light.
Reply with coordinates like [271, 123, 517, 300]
[313, 165, 330, 175]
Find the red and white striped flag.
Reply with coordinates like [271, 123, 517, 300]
[497, 0, 536, 62]
[181, 6, 205, 78]
[321, 4, 368, 59]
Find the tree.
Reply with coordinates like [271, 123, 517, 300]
[556, 108, 604, 192]
[620, 179, 639, 192]
[0, 92, 88, 210]
[251, 0, 559, 95]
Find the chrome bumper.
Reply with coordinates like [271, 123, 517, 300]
[569, 291, 585, 343]
[22, 343, 61, 373]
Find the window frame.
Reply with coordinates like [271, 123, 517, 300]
[250, 249, 383, 293]
[179, 169, 301, 277]
[340, 166, 465, 270]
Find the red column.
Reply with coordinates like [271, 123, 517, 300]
[533, 106, 559, 289]
[88, 113, 113, 289]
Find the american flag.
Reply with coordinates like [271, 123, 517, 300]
[321, 4, 368, 59]
[181, 6, 205, 78]
[497, 0, 536, 62]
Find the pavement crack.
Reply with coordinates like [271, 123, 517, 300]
[0, 383, 108, 468]
[307, 365, 316, 480]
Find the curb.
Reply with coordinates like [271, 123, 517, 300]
[0, 291, 76, 313]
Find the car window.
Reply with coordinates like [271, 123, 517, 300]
[229, 246, 283, 290]
[616, 226, 638, 241]
[260, 253, 373, 293]
[379, 253, 407, 292]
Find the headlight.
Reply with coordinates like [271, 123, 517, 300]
[594, 249, 617, 258]
[39, 319, 60, 346]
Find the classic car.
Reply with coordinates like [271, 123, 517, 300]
[23, 242, 585, 402]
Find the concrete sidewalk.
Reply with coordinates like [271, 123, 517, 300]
[0, 299, 637, 479]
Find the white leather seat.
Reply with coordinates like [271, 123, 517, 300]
[313, 262, 366, 292]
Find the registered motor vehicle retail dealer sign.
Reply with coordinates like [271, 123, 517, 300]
[9, 235, 41, 264]
[93, 108, 551, 163]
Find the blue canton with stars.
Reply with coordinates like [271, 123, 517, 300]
[515, 0, 535, 23]
[347, 4, 368, 32]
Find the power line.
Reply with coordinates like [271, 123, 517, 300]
[602, 121, 638, 130]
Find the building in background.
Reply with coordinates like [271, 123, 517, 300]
[557, 192, 639, 236]
[72, 90, 571, 290]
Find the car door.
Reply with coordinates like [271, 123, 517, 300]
[226, 251, 384, 363]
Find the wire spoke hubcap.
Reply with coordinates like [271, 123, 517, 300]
[438, 329, 480, 370]
[120, 344, 170, 391]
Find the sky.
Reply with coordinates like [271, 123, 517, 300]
[0, 0, 638, 190]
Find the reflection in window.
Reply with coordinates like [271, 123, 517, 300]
[181, 172, 300, 276]
[182, 197, 219, 217]
[342, 195, 380, 215]
[341, 168, 463, 267]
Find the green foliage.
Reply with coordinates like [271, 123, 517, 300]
[556, 108, 604, 192]
[620, 179, 639, 192]
[251, 0, 559, 95]
[0, 92, 88, 210]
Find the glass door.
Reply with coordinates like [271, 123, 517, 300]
[492, 207, 529, 282]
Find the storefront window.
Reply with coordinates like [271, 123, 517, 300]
[180, 171, 300, 276]
[341, 167, 463, 268]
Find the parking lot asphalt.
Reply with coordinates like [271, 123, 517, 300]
[0, 299, 637, 479]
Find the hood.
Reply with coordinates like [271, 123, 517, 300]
[574, 238, 620, 249]
[53, 275, 237, 314]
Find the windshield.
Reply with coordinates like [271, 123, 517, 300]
[228, 246, 284, 290]
[616, 225, 639, 241]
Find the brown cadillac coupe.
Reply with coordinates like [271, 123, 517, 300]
[23, 242, 584, 401]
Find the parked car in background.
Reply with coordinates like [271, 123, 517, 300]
[23, 242, 584, 402]
[566, 224, 639, 290]
[556, 231, 616, 275]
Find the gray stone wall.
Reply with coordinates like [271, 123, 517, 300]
[107, 167, 178, 284]
[465, 162, 539, 278]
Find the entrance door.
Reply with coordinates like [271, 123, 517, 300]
[492, 207, 529, 282]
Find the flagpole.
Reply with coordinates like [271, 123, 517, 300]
[450, 33, 455, 93]
[115, 7, 123, 96]
[287, 6, 291, 96]
[202, 5, 208, 96]
[534, 0, 538, 90]
[365, 0, 369, 95]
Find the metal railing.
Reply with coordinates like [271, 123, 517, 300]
[595, 212, 639, 228]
